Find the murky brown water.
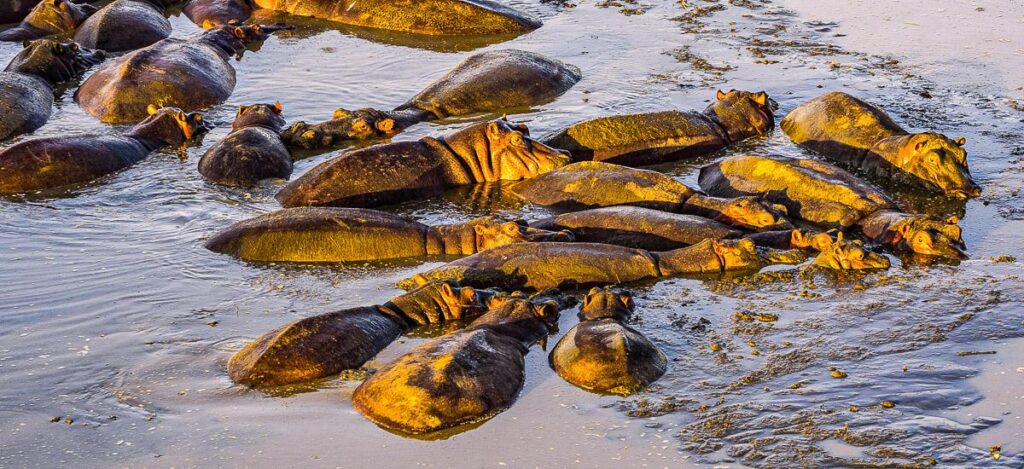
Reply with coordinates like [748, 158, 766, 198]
[1, 0, 1023, 467]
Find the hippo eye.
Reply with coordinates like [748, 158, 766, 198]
[851, 250, 865, 261]
[510, 133, 525, 147]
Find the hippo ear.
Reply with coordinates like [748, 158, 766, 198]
[146, 104, 160, 115]
[233, 27, 246, 39]
[273, 101, 283, 114]
[236, 105, 247, 117]
[716, 89, 727, 101]
[753, 91, 769, 106]
[501, 113, 508, 122]
[411, 273, 430, 287]
[945, 215, 959, 225]
[487, 121, 502, 140]
[439, 281, 456, 299]
[914, 140, 926, 153]
[955, 136, 966, 146]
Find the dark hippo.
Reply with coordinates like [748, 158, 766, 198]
[781, 91, 981, 198]
[184, 0, 253, 28]
[228, 280, 497, 388]
[0, 0, 96, 41]
[73, 0, 171, 53]
[205, 207, 573, 263]
[543, 90, 775, 167]
[253, 0, 540, 36]
[352, 293, 560, 435]
[810, 233, 890, 270]
[1, 1, 37, 24]
[511, 161, 792, 231]
[399, 239, 807, 292]
[75, 24, 282, 124]
[281, 50, 582, 150]
[276, 119, 571, 208]
[531, 206, 741, 251]
[698, 154, 967, 259]
[0, 106, 208, 195]
[198, 102, 291, 187]
[0, 39, 103, 142]
[550, 287, 666, 396]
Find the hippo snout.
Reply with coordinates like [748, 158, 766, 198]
[948, 182, 982, 199]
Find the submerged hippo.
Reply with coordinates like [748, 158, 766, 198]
[198, 102, 291, 187]
[781, 92, 981, 198]
[550, 287, 666, 396]
[0, 0, 96, 41]
[253, 0, 540, 36]
[531, 206, 740, 251]
[276, 119, 570, 208]
[205, 207, 573, 263]
[698, 154, 967, 259]
[0, 106, 208, 195]
[281, 50, 582, 150]
[228, 280, 496, 388]
[184, 0, 253, 28]
[511, 161, 792, 231]
[543, 90, 776, 167]
[0, 39, 103, 142]
[73, 0, 172, 52]
[76, 24, 282, 124]
[352, 293, 560, 435]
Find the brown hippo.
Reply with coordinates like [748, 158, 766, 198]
[543, 90, 775, 167]
[75, 24, 283, 124]
[0, 0, 96, 41]
[281, 50, 582, 150]
[550, 287, 666, 396]
[531, 206, 741, 251]
[698, 154, 967, 259]
[511, 161, 792, 231]
[184, 0, 253, 28]
[204, 207, 573, 263]
[781, 92, 981, 198]
[253, 0, 540, 36]
[0, 106, 208, 195]
[1, 1, 38, 24]
[73, 0, 171, 52]
[228, 280, 498, 388]
[198, 102, 291, 187]
[276, 119, 571, 208]
[0, 39, 103, 142]
[352, 293, 560, 435]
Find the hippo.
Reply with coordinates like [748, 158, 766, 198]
[1, 1, 38, 24]
[543, 90, 776, 167]
[228, 280, 498, 388]
[205, 207, 573, 263]
[698, 154, 967, 259]
[352, 293, 560, 435]
[550, 287, 666, 396]
[781, 91, 981, 198]
[531, 206, 741, 251]
[511, 161, 792, 231]
[75, 24, 283, 124]
[198, 102, 291, 187]
[73, 0, 171, 52]
[399, 239, 807, 292]
[281, 50, 582, 150]
[810, 232, 890, 270]
[0, 106, 208, 195]
[184, 0, 253, 28]
[0, 39, 103, 142]
[0, 0, 96, 41]
[276, 119, 571, 208]
[253, 0, 540, 36]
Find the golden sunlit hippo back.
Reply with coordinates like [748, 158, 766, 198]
[511, 161, 695, 212]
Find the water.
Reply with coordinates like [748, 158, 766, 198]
[1, 0, 1023, 467]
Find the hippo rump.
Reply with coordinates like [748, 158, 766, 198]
[276, 119, 570, 208]
[550, 287, 666, 396]
[198, 102, 291, 187]
[352, 293, 560, 435]
[543, 90, 776, 167]
[0, 39, 103, 142]
[0, 106, 208, 195]
[205, 207, 572, 263]
[531, 206, 740, 251]
[228, 280, 496, 388]
[252, 0, 540, 36]
[281, 50, 582, 150]
[73, 0, 172, 52]
[184, 0, 253, 28]
[0, 0, 96, 41]
[511, 161, 792, 231]
[781, 91, 980, 198]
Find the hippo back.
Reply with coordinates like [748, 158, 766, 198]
[74, 0, 172, 53]
[0, 1, 35, 24]
[0, 135, 150, 194]
[0, 72, 53, 142]
[550, 319, 667, 395]
[781, 92, 905, 162]
[511, 161, 694, 212]
[531, 206, 739, 251]
[198, 127, 291, 188]
[398, 50, 581, 119]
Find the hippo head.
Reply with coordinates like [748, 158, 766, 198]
[396, 280, 492, 323]
[718, 196, 793, 231]
[333, 108, 401, 139]
[233, 102, 286, 131]
[894, 215, 967, 259]
[898, 133, 980, 198]
[482, 119, 572, 181]
[5, 39, 104, 85]
[488, 293, 561, 334]
[705, 89, 777, 141]
[790, 229, 837, 251]
[25, 0, 96, 32]
[714, 238, 766, 270]
[473, 218, 574, 251]
[812, 233, 891, 270]
[579, 287, 634, 322]
[134, 105, 210, 146]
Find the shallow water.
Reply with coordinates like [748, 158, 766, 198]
[1, 0, 1023, 467]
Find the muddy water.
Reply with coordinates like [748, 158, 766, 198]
[1, 0, 1022, 467]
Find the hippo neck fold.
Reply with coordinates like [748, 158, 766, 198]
[381, 283, 474, 329]
[436, 122, 501, 183]
[654, 239, 727, 276]
[426, 220, 482, 256]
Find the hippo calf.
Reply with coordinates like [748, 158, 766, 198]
[198, 102, 291, 187]
[74, 0, 172, 52]
[0, 0, 96, 41]
[781, 91, 980, 198]
[184, 0, 253, 28]
[352, 293, 560, 435]
[0, 106, 208, 195]
[276, 119, 570, 208]
[550, 287, 666, 396]
[205, 207, 573, 263]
